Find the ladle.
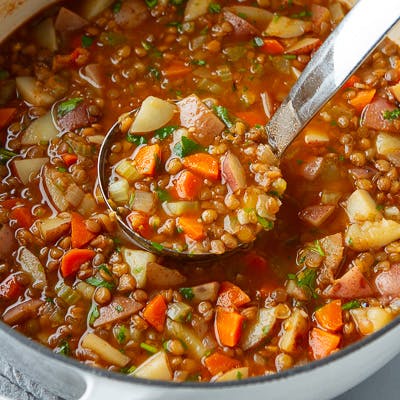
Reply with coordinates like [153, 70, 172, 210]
[98, 0, 400, 261]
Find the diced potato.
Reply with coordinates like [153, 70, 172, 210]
[22, 112, 58, 145]
[42, 166, 69, 212]
[12, 157, 48, 184]
[376, 132, 400, 157]
[190, 282, 220, 303]
[346, 189, 382, 222]
[221, 152, 247, 193]
[162, 201, 199, 216]
[264, 16, 312, 38]
[215, 367, 249, 382]
[80, 0, 114, 20]
[226, 6, 273, 28]
[121, 248, 156, 288]
[77, 193, 97, 217]
[146, 262, 187, 288]
[241, 307, 276, 350]
[304, 128, 329, 145]
[165, 319, 207, 359]
[321, 190, 342, 205]
[285, 37, 321, 55]
[184, 0, 212, 21]
[346, 219, 400, 251]
[81, 333, 130, 367]
[16, 77, 55, 107]
[350, 307, 394, 335]
[37, 216, 71, 243]
[109, 179, 130, 204]
[278, 309, 308, 354]
[17, 247, 46, 290]
[33, 18, 58, 52]
[129, 97, 176, 133]
[131, 351, 172, 381]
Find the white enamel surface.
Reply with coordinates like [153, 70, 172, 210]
[0, 1, 400, 400]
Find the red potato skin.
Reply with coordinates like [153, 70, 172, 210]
[223, 10, 259, 39]
[0, 225, 17, 260]
[311, 4, 330, 30]
[361, 97, 398, 132]
[55, 7, 88, 32]
[57, 101, 97, 131]
[375, 263, 400, 296]
[82, 64, 105, 89]
[298, 156, 324, 181]
[299, 205, 335, 227]
[177, 94, 225, 146]
[114, 0, 149, 29]
[221, 151, 247, 193]
[323, 266, 375, 299]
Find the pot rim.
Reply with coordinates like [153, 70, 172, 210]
[1, 311, 399, 389]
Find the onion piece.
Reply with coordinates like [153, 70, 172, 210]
[184, 0, 212, 21]
[260, 91, 273, 119]
[131, 351, 172, 380]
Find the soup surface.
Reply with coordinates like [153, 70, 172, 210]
[1, 0, 400, 382]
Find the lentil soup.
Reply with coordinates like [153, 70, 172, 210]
[0, 0, 400, 383]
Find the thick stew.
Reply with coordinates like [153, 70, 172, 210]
[1, 0, 400, 383]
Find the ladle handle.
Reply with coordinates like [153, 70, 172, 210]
[267, 0, 400, 157]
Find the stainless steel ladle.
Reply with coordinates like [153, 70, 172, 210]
[98, 0, 400, 261]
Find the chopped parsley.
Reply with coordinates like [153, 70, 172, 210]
[114, 304, 124, 312]
[376, 204, 384, 211]
[283, 54, 296, 60]
[154, 125, 178, 140]
[57, 98, 83, 117]
[289, 269, 318, 299]
[89, 303, 100, 325]
[57, 166, 67, 173]
[86, 276, 115, 290]
[99, 31, 126, 46]
[81, 35, 94, 48]
[236, 370, 243, 380]
[126, 133, 147, 146]
[208, 3, 221, 13]
[191, 59, 207, 66]
[149, 66, 161, 80]
[342, 300, 361, 310]
[179, 287, 194, 300]
[383, 108, 400, 120]
[252, 37, 264, 47]
[98, 264, 112, 277]
[112, 0, 122, 13]
[173, 136, 204, 157]
[121, 365, 137, 374]
[290, 9, 312, 18]
[140, 342, 158, 353]
[257, 215, 274, 230]
[309, 239, 325, 256]
[213, 105, 234, 128]
[56, 339, 70, 356]
[155, 189, 171, 202]
[151, 241, 164, 252]
[145, 0, 157, 7]
[167, 21, 184, 33]
[0, 147, 17, 164]
[116, 325, 127, 344]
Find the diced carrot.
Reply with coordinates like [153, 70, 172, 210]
[127, 211, 152, 238]
[182, 153, 219, 180]
[0, 108, 16, 130]
[176, 170, 202, 200]
[177, 216, 205, 241]
[204, 352, 241, 376]
[260, 39, 285, 55]
[71, 212, 96, 249]
[10, 206, 34, 229]
[315, 300, 343, 332]
[134, 144, 161, 176]
[0, 275, 24, 300]
[163, 61, 192, 79]
[348, 89, 376, 112]
[343, 75, 360, 89]
[215, 308, 245, 347]
[309, 327, 341, 360]
[217, 281, 251, 308]
[236, 110, 266, 126]
[142, 294, 167, 332]
[61, 153, 78, 167]
[61, 248, 96, 278]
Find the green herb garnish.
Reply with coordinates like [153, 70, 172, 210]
[86, 276, 115, 290]
[81, 35, 94, 48]
[0, 70, 10, 80]
[290, 9, 312, 18]
[151, 241, 164, 252]
[283, 54, 296, 60]
[191, 59, 207, 66]
[112, 0, 122, 13]
[342, 300, 361, 310]
[179, 287, 194, 300]
[0, 147, 17, 164]
[99, 31, 126, 46]
[208, 3, 221, 13]
[236, 371, 243, 380]
[149, 66, 161, 80]
[58, 98, 83, 117]
[98, 264, 112, 277]
[173, 136, 204, 157]
[257, 215, 274, 230]
[213, 105, 234, 128]
[116, 325, 127, 344]
[114, 304, 124, 312]
[155, 189, 171, 202]
[145, 0, 158, 7]
[309, 240, 325, 256]
[121, 365, 136, 374]
[140, 342, 158, 353]
[154, 125, 178, 140]
[126, 133, 147, 146]
[290, 269, 318, 299]
[56, 339, 70, 356]
[252, 37, 264, 47]
[57, 166, 67, 173]
[383, 108, 400, 120]
[89, 303, 100, 325]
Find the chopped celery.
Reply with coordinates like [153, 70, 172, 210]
[167, 302, 193, 322]
[109, 179, 130, 204]
[56, 282, 81, 305]
[115, 159, 142, 182]
[162, 201, 199, 216]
